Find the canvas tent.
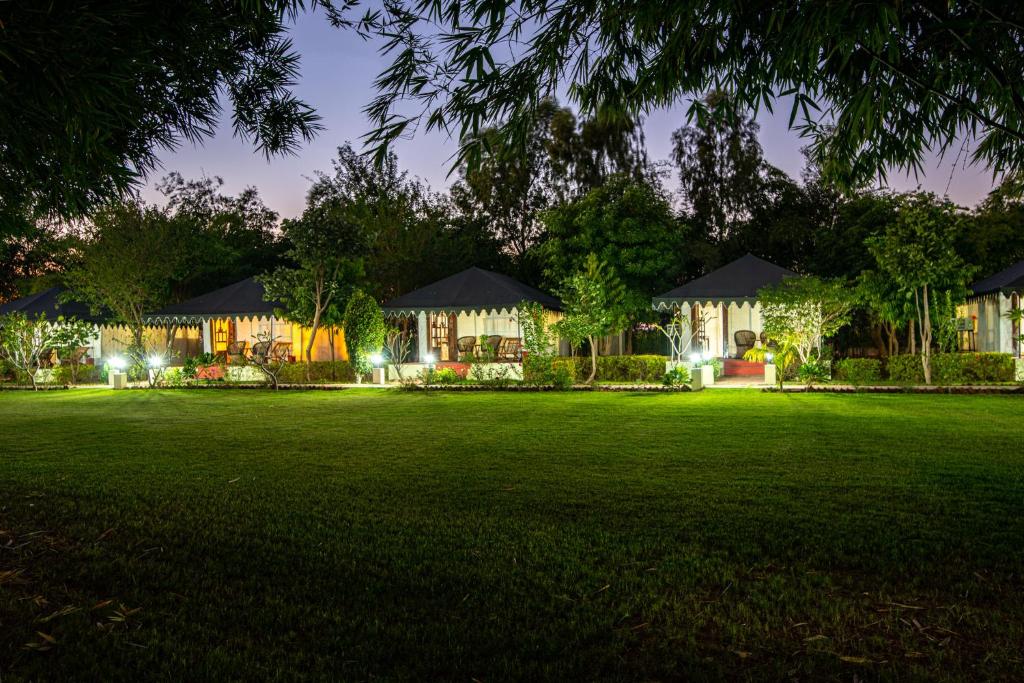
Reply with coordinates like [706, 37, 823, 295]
[144, 277, 346, 362]
[960, 259, 1024, 355]
[0, 287, 105, 360]
[652, 254, 797, 358]
[383, 267, 561, 362]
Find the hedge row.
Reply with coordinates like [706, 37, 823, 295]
[838, 353, 1015, 385]
[269, 361, 358, 384]
[832, 358, 882, 384]
[529, 355, 668, 383]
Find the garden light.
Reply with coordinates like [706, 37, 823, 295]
[424, 352, 435, 365]
[370, 353, 383, 367]
[148, 355, 164, 368]
[109, 356, 126, 371]
[701, 350, 713, 361]
[689, 353, 701, 364]
[765, 352, 774, 363]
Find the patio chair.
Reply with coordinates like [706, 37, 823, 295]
[485, 335, 503, 356]
[734, 330, 756, 358]
[456, 335, 477, 359]
[250, 341, 272, 364]
[271, 342, 293, 362]
[226, 341, 248, 364]
[497, 337, 522, 361]
[37, 348, 56, 368]
[759, 331, 777, 350]
[57, 346, 90, 366]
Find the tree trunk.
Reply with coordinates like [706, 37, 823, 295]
[870, 323, 886, 358]
[907, 318, 916, 355]
[921, 284, 932, 385]
[328, 328, 336, 380]
[305, 307, 321, 382]
[587, 335, 598, 384]
[886, 322, 900, 357]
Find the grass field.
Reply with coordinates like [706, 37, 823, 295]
[1, 389, 1022, 681]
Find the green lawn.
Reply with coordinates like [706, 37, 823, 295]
[1, 389, 1022, 681]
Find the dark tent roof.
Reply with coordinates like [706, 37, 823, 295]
[145, 277, 279, 323]
[653, 254, 798, 308]
[970, 259, 1024, 296]
[0, 287, 106, 324]
[383, 267, 561, 314]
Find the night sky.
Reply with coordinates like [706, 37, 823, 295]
[142, 8, 998, 218]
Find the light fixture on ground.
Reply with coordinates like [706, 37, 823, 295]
[370, 353, 386, 385]
[108, 356, 128, 389]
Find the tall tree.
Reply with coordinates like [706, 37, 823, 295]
[545, 107, 653, 201]
[540, 175, 680, 349]
[261, 202, 366, 368]
[455, 103, 558, 260]
[671, 92, 771, 240]
[554, 254, 629, 383]
[64, 202, 188, 355]
[0, 1, 320, 224]
[866, 193, 973, 384]
[156, 174, 285, 300]
[311, 145, 505, 302]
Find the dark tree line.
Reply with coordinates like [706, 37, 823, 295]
[6, 97, 1024, 361]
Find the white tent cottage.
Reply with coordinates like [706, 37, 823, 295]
[959, 260, 1024, 356]
[0, 287, 106, 363]
[652, 254, 797, 363]
[382, 267, 562, 372]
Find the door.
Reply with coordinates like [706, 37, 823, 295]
[212, 318, 234, 356]
[429, 313, 457, 361]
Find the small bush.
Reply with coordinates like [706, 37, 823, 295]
[662, 365, 690, 387]
[833, 358, 882, 384]
[526, 355, 668, 385]
[550, 359, 577, 390]
[424, 367, 460, 385]
[797, 360, 830, 384]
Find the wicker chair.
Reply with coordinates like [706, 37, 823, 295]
[759, 331, 777, 349]
[270, 342, 293, 362]
[485, 335, 503, 356]
[734, 330, 756, 358]
[250, 341, 272, 364]
[226, 341, 248, 364]
[37, 348, 56, 368]
[497, 337, 522, 361]
[456, 336, 477, 359]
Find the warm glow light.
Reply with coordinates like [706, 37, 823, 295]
[689, 353, 701, 364]
[370, 353, 383, 367]
[109, 356, 126, 371]
[424, 352, 436, 364]
[148, 355, 164, 368]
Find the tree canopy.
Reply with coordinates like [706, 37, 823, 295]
[0, 1, 320, 223]
[540, 175, 679, 325]
[359, 0, 1024, 191]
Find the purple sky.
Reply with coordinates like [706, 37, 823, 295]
[143, 9, 999, 219]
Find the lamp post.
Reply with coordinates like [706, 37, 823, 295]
[370, 353, 386, 385]
[108, 356, 128, 389]
[764, 352, 777, 386]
